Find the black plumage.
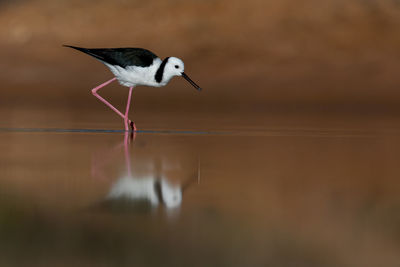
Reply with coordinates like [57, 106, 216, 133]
[63, 45, 158, 68]
[154, 57, 170, 83]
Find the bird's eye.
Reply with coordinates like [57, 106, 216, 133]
[175, 65, 179, 69]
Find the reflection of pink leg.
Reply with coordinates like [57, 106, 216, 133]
[124, 131, 132, 176]
[91, 131, 135, 181]
[91, 137, 125, 181]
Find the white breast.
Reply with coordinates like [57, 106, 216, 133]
[103, 58, 163, 88]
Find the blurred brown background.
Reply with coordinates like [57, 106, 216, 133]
[2, 2, 400, 265]
[1, 0, 400, 129]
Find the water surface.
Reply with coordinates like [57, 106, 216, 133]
[1, 128, 400, 266]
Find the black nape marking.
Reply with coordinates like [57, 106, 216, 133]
[154, 179, 164, 204]
[155, 57, 170, 83]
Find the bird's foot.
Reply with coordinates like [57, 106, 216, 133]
[129, 120, 137, 132]
[127, 120, 136, 141]
[124, 119, 136, 131]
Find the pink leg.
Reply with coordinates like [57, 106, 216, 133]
[91, 78, 135, 131]
[92, 78, 124, 118]
[124, 86, 136, 132]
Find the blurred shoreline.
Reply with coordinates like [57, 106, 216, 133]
[1, 0, 400, 126]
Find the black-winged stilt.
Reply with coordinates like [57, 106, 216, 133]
[64, 45, 202, 131]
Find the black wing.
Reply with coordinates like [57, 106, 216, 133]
[64, 45, 158, 68]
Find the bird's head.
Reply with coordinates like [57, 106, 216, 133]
[165, 57, 202, 91]
[160, 179, 183, 208]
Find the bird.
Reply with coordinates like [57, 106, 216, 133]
[64, 45, 202, 131]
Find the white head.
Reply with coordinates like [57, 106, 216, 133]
[162, 57, 202, 91]
[165, 57, 185, 77]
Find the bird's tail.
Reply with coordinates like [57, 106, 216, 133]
[63, 45, 105, 62]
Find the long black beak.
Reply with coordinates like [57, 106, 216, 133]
[182, 158, 201, 193]
[182, 72, 202, 91]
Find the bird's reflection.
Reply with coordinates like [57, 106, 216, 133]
[92, 132, 200, 214]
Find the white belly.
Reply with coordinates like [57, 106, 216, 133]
[103, 58, 163, 88]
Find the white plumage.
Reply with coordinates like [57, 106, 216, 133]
[104, 57, 185, 87]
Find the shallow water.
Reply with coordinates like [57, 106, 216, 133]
[1, 126, 400, 267]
